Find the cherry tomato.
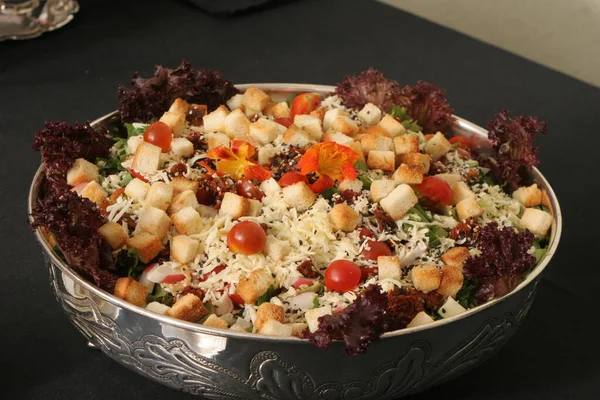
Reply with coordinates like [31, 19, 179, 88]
[143, 121, 172, 152]
[361, 267, 378, 280]
[324, 260, 361, 292]
[449, 136, 471, 150]
[227, 221, 267, 255]
[414, 176, 453, 206]
[161, 274, 186, 284]
[275, 117, 293, 128]
[230, 293, 245, 306]
[309, 175, 335, 193]
[361, 240, 393, 261]
[278, 171, 309, 187]
[358, 227, 375, 239]
[196, 188, 215, 205]
[290, 93, 321, 119]
[236, 179, 264, 200]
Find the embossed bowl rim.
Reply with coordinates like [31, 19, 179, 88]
[28, 83, 562, 342]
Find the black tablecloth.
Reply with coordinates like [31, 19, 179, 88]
[2, 0, 598, 398]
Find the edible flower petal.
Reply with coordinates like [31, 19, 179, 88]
[298, 141, 360, 182]
[207, 139, 271, 181]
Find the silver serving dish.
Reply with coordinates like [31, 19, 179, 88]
[29, 84, 562, 399]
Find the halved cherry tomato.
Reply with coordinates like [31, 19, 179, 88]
[275, 117, 293, 128]
[449, 136, 471, 150]
[227, 221, 267, 255]
[309, 175, 335, 193]
[414, 176, 453, 206]
[144, 121, 172, 152]
[325, 260, 361, 292]
[127, 168, 148, 183]
[236, 179, 264, 200]
[161, 274, 186, 284]
[361, 267, 378, 280]
[292, 278, 315, 289]
[230, 293, 245, 306]
[361, 240, 393, 261]
[278, 171, 309, 187]
[290, 93, 321, 119]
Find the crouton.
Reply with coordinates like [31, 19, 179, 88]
[541, 189, 551, 209]
[263, 235, 290, 261]
[226, 93, 244, 110]
[247, 199, 262, 217]
[393, 135, 420, 159]
[159, 111, 185, 137]
[138, 206, 172, 239]
[171, 235, 199, 264]
[114, 277, 149, 307]
[520, 208, 553, 236]
[146, 301, 171, 315]
[329, 204, 360, 232]
[170, 177, 199, 196]
[423, 132, 452, 160]
[166, 293, 207, 322]
[370, 179, 397, 203]
[377, 256, 401, 281]
[305, 306, 331, 333]
[360, 134, 394, 155]
[512, 184, 543, 207]
[254, 303, 285, 332]
[203, 105, 230, 132]
[392, 164, 424, 184]
[145, 182, 173, 211]
[171, 137, 194, 157]
[347, 142, 366, 163]
[168, 190, 199, 215]
[323, 108, 349, 130]
[124, 178, 150, 199]
[80, 181, 107, 204]
[260, 178, 282, 196]
[410, 264, 442, 293]
[309, 106, 326, 121]
[435, 173, 463, 188]
[437, 297, 466, 318]
[322, 130, 354, 145]
[258, 320, 293, 337]
[66, 158, 99, 186]
[249, 118, 282, 145]
[337, 179, 363, 192]
[288, 322, 308, 337]
[203, 314, 228, 329]
[219, 192, 250, 220]
[365, 125, 391, 138]
[451, 181, 475, 205]
[257, 144, 279, 166]
[206, 132, 231, 150]
[282, 182, 316, 211]
[236, 268, 274, 304]
[224, 109, 250, 138]
[171, 206, 202, 235]
[242, 87, 270, 113]
[440, 247, 469, 268]
[456, 197, 483, 221]
[331, 116, 359, 136]
[197, 204, 218, 218]
[98, 222, 127, 250]
[407, 311, 435, 328]
[127, 135, 144, 154]
[398, 153, 430, 173]
[168, 98, 190, 116]
[437, 264, 464, 298]
[283, 124, 311, 148]
[132, 142, 162, 175]
[367, 150, 395, 171]
[264, 101, 290, 119]
[380, 184, 418, 220]
[378, 114, 407, 137]
[127, 232, 162, 263]
[293, 115, 323, 141]
[358, 103, 382, 127]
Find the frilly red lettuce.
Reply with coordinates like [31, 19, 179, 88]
[335, 68, 403, 113]
[118, 59, 239, 123]
[397, 81, 455, 133]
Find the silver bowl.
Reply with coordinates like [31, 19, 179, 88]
[29, 84, 562, 399]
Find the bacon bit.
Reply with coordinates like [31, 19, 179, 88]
[187, 131, 207, 151]
[269, 146, 305, 180]
[170, 163, 188, 176]
[187, 104, 207, 126]
[197, 160, 220, 176]
[249, 114, 260, 123]
[179, 287, 205, 301]
[334, 190, 361, 205]
[449, 218, 480, 246]
[259, 223, 269, 233]
[297, 259, 318, 278]
[373, 207, 397, 233]
[297, 141, 360, 182]
[207, 140, 272, 181]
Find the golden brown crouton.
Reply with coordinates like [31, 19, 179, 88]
[283, 124, 311, 148]
[203, 314, 228, 329]
[138, 206, 172, 239]
[170, 177, 199, 196]
[367, 150, 395, 171]
[393, 136, 420, 160]
[512, 184, 543, 207]
[410, 265, 442, 293]
[171, 235, 199, 264]
[282, 182, 316, 211]
[347, 141, 366, 163]
[437, 265, 464, 298]
[392, 164, 424, 184]
[360, 134, 394, 155]
[146, 182, 173, 211]
[451, 181, 475, 205]
[98, 222, 127, 250]
[520, 208, 553, 236]
[456, 197, 484, 221]
[242, 87, 270, 113]
[309, 106, 326, 121]
[159, 111, 185, 136]
[322, 130, 354, 146]
[331, 116, 359, 136]
[440, 247, 470, 268]
[370, 179, 398, 203]
[166, 293, 208, 322]
[358, 103, 382, 127]
[380, 184, 418, 220]
[398, 153, 431, 174]
[171, 206, 202, 235]
[127, 232, 163, 263]
[66, 158, 99, 186]
[423, 132, 452, 160]
[168, 190, 199, 215]
[131, 142, 162, 175]
[114, 277, 149, 307]
[377, 256, 401, 281]
[219, 192, 250, 220]
[168, 98, 190, 115]
[264, 101, 291, 119]
[378, 114, 406, 137]
[207, 132, 231, 150]
[80, 181, 107, 205]
[224, 109, 251, 139]
[329, 203, 360, 232]
[254, 303, 285, 332]
[258, 320, 293, 337]
[236, 268, 274, 304]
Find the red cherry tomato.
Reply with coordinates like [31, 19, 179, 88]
[278, 171, 309, 187]
[275, 117, 293, 128]
[414, 176, 453, 206]
[358, 227, 375, 239]
[236, 179, 264, 200]
[449, 136, 471, 150]
[143, 121, 172, 152]
[290, 93, 321, 119]
[161, 274, 186, 284]
[361, 267, 378, 280]
[360, 240, 393, 261]
[230, 293, 245, 306]
[309, 175, 335, 193]
[324, 260, 361, 292]
[227, 221, 267, 255]
[196, 188, 215, 205]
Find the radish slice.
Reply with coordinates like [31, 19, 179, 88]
[289, 292, 317, 310]
[292, 278, 314, 289]
[138, 263, 158, 292]
[161, 274, 186, 284]
[213, 294, 234, 316]
[146, 263, 178, 283]
[70, 182, 89, 195]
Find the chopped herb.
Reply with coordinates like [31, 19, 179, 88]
[409, 204, 432, 223]
[312, 295, 320, 309]
[124, 122, 147, 138]
[120, 172, 133, 187]
[426, 225, 447, 248]
[147, 285, 174, 306]
[321, 187, 340, 200]
[390, 105, 422, 132]
[354, 159, 368, 172]
[256, 285, 278, 305]
[357, 174, 372, 190]
[456, 279, 477, 309]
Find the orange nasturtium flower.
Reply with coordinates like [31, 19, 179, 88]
[206, 140, 272, 181]
[297, 141, 360, 191]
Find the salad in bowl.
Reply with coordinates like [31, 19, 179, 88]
[30, 61, 554, 356]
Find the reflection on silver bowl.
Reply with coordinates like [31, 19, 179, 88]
[29, 84, 562, 399]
